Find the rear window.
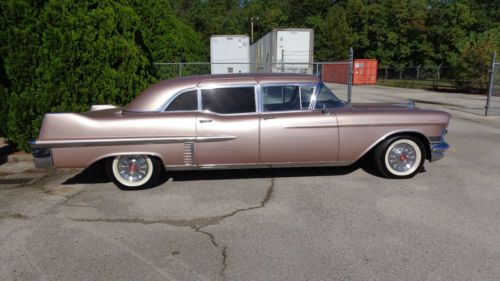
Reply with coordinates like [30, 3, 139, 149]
[165, 90, 198, 111]
[202, 87, 256, 114]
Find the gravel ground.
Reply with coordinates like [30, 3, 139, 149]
[0, 85, 499, 281]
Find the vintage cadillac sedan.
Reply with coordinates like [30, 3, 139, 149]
[31, 73, 450, 189]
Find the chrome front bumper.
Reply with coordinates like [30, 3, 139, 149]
[32, 148, 54, 169]
[430, 141, 449, 162]
[429, 129, 449, 162]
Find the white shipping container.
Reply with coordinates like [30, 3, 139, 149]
[250, 29, 314, 74]
[210, 35, 250, 74]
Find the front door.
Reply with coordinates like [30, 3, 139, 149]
[259, 84, 339, 164]
[196, 86, 259, 166]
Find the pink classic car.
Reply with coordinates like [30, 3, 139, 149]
[31, 73, 450, 189]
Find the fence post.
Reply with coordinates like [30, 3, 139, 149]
[178, 62, 182, 77]
[485, 51, 497, 116]
[437, 64, 442, 80]
[417, 65, 421, 80]
[399, 67, 403, 80]
[347, 47, 353, 103]
[384, 66, 388, 82]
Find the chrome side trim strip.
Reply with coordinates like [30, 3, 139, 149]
[339, 122, 447, 127]
[284, 124, 338, 129]
[197, 136, 237, 142]
[165, 161, 354, 171]
[31, 136, 237, 149]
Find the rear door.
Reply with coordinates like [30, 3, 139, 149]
[196, 86, 259, 166]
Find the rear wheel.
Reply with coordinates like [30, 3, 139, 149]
[374, 136, 424, 179]
[106, 155, 163, 190]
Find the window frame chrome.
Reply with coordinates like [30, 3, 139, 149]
[159, 87, 199, 112]
[198, 83, 259, 116]
[258, 82, 318, 114]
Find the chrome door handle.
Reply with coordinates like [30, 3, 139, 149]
[199, 119, 213, 123]
[263, 116, 276, 120]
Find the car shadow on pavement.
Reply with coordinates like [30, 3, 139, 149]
[61, 156, 392, 185]
[168, 164, 362, 182]
[62, 159, 368, 186]
[62, 160, 111, 185]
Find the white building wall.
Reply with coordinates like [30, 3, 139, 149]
[210, 35, 250, 74]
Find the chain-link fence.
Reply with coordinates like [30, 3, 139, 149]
[485, 52, 500, 116]
[154, 62, 355, 103]
[377, 66, 490, 93]
[152, 62, 353, 80]
[154, 62, 322, 78]
[154, 48, 356, 101]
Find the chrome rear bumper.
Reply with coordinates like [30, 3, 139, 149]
[32, 148, 54, 169]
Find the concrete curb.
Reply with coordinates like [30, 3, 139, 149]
[1, 139, 32, 163]
[7, 152, 33, 163]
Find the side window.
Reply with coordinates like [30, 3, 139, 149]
[314, 85, 344, 109]
[261, 85, 299, 111]
[261, 85, 314, 112]
[201, 87, 256, 114]
[165, 90, 198, 111]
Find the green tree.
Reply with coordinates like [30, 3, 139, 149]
[345, 0, 369, 56]
[453, 28, 500, 90]
[0, 0, 207, 150]
[315, 5, 352, 61]
[426, 0, 475, 66]
[242, 0, 291, 40]
[131, 0, 207, 77]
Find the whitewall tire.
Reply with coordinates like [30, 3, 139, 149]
[374, 136, 425, 179]
[106, 155, 163, 190]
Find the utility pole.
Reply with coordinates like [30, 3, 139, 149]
[347, 47, 353, 103]
[250, 16, 259, 43]
[485, 52, 497, 116]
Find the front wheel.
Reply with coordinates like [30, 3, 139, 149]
[374, 136, 425, 179]
[106, 155, 163, 190]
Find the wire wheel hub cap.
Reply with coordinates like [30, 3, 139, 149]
[117, 156, 149, 182]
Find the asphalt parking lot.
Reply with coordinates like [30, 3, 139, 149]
[0, 85, 499, 281]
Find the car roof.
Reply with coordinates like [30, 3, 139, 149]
[126, 73, 320, 112]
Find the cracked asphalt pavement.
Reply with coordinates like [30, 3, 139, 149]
[1, 85, 500, 281]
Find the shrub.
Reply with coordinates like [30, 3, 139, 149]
[0, 0, 205, 151]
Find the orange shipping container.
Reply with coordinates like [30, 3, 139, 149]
[321, 59, 378, 85]
[353, 59, 378, 85]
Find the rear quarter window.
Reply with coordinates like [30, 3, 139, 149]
[165, 90, 198, 111]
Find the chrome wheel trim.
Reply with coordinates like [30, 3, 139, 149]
[384, 139, 422, 176]
[112, 155, 153, 187]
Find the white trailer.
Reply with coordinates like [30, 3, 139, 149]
[250, 28, 314, 74]
[210, 35, 250, 74]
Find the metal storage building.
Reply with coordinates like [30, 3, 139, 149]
[250, 28, 314, 74]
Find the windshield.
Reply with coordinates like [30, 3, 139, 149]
[314, 83, 344, 109]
